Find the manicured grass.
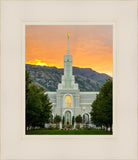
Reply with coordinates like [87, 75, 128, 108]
[26, 129, 112, 135]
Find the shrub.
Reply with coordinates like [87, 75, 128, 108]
[76, 124, 80, 129]
[55, 125, 59, 130]
[54, 115, 61, 124]
[75, 115, 82, 123]
[66, 125, 72, 129]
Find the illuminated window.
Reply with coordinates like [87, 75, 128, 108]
[65, 95, 71, 107]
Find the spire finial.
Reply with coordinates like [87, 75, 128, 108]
[67, 32, 69, 39]
[67, 32, 69, 52]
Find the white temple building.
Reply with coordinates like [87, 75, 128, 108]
[46, 33, 98, 125]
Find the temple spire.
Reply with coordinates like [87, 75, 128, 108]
[67, 32, 70, 54]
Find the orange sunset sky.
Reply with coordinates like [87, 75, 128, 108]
[26, 25, 113, 76]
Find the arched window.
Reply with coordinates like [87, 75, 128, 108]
[65, 95, 71, 107]
[83, 113, 89, 124]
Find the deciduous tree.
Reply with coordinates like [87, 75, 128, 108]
[91, 79, 112, 131]
[26, 70, 52, 130]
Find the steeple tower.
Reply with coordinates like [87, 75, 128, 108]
[57, 33, 78, 90]
[64, 32, 72, 87]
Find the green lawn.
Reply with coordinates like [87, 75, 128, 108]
[26, 129, 112, 135]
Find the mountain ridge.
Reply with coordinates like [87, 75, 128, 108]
[26, 64, 112, 91]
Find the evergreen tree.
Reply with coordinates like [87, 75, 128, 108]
[62, 116, 65, 125]
[72, 116, 75, 125]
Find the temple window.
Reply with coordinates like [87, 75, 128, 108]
[65, 95, 71, 107]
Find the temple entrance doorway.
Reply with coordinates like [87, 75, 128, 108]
[65, 111, 71, 125]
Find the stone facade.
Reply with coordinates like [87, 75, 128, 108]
[47, 91, 98, 123]
[45, 35, 98, 125]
